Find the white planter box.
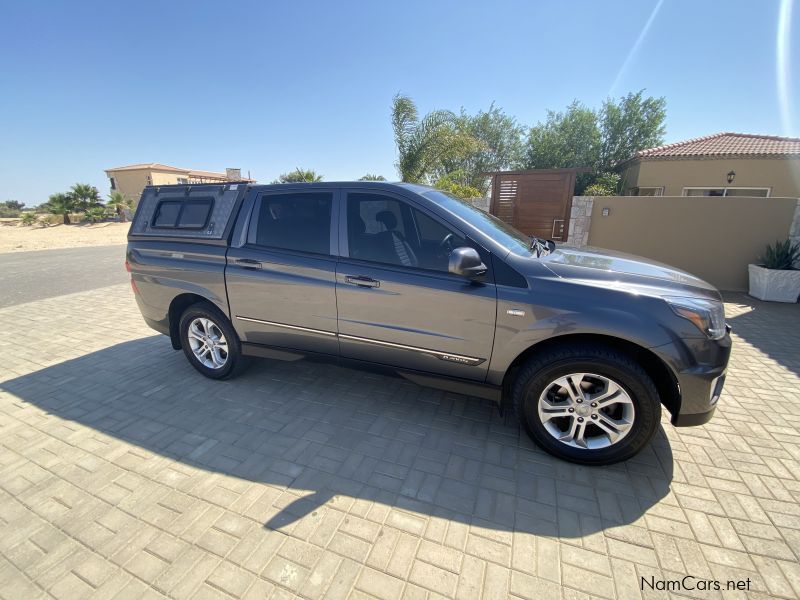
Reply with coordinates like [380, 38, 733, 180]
[748, 264, 800, 302]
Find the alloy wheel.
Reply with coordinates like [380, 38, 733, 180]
[537, 373, 635, 450]
[187, 317, 229, 369]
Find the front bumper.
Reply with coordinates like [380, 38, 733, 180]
[651, 326, 732, 427]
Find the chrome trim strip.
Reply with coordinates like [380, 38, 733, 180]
[236, 317, 484, 365]
[338, 334, 484, 365]
[235, 316, 337, 337]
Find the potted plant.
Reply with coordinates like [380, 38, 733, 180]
[748, 239, 800, 302]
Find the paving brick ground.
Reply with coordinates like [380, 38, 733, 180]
[0, 284, 799, 599]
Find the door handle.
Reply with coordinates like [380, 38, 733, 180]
[234, 258, 262, 269]
[345, 275, 380, 288]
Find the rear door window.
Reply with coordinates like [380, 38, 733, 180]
[248, 192, 333, 255]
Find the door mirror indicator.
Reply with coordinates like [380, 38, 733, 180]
[449, 247, 487, 280]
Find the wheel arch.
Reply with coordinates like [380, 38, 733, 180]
[167, 293, 210, 350]
[501, 333, 680, 419]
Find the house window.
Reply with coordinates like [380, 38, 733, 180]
[683, 187, 770, 197]
[722, 188, 770, 197]
[631, 187, 663, 196]
[109, 177, 116, 190]
[177, 178, 188, 184]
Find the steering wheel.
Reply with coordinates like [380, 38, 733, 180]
[438, 233, 455, 255]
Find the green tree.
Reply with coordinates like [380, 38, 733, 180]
[599, 91, 666, 170]
[69, 183, 102, 212]
[438, 104, 524, 194]
[524, 101, 601, 171]
[523, 92, 667, 193]
[434, 172, 483, 200]
[4, 200, 25, 211]
[107, 191, 133, 222]
[523, 101, 600, 193]
[391, 94, 478, 184]
[273, 168, 323, 183]
[583, 172, 621, 196]
[358, 174, 386, 181]
[45, 192, 75, 224]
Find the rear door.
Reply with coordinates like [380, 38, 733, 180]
[226, 188, 340, 355]
[335, 189, 497, 381]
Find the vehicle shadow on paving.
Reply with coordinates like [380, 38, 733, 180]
[1, 337, 673, 537]
[724, 292, 800, 378]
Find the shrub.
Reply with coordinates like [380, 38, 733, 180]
[0, 200, 25, 218]
[20, 212, 37, 226]
[760, 239, 800, 270]
[42, 213, 62, 226]
[434, 172, 483, 200]
[583, 172, 620, 196]
[85, 207, 109, 224]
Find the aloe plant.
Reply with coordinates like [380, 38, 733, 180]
[760, 239, 800, 270]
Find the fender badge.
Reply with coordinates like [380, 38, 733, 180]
[506, 309, 526, 317]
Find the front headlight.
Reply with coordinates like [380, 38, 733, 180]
[665, 296, 726, 340]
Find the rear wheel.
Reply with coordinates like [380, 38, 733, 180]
[179, 302, 248, 379]
[512, 344, 660, 465]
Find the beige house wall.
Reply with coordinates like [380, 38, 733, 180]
[149, 169, 188, 187]
[620, 157, 800, 197]
[585, 195, 799, 291]
[107, 170, 153, 203]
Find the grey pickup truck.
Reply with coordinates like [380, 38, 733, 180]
[127, 181, 731, 464]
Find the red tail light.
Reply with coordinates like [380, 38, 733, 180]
[125, 260, 131, 273]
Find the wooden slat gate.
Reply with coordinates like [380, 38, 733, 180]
[488, 168, 586, 241]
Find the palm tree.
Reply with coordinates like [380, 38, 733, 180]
[69, 183, 102, 212]
[107, 191, 132, 222]
[46, 193, 75, 225]
[391, 94, 479, 183]
[358, 174, 387, 181]
[273, 169, 323, 183]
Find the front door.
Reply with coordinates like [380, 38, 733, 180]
[226, 189, 339, 355]
[336, 190, 497, 381]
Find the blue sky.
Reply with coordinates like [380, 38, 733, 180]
[0, 0, 796, 206]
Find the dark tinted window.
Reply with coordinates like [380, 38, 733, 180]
[153, 201, 181, 227]
[347, 193, 466, 272]
[152, 198, 213, 229]
[179, 198, 212, 228]
[422, 190, 535, 257]
[250, 192, 332, 255]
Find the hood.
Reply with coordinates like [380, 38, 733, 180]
[537, 245, 720, 299]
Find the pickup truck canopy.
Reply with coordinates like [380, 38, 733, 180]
[129, 183, 247, 240]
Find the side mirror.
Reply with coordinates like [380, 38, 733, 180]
[449, 247, 488, 280]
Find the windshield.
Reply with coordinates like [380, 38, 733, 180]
[423, 190, 536, 256]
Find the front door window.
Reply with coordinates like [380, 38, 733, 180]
[347, 192, 466, 271]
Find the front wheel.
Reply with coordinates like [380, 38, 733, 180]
[179, 302, 247, 380]
[512, 344, 661, 465]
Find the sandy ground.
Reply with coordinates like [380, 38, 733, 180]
[0, 222, 130, 253]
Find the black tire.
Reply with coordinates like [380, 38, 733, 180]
[512, 343, 660, 465]
[178, 302, 248, 380]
